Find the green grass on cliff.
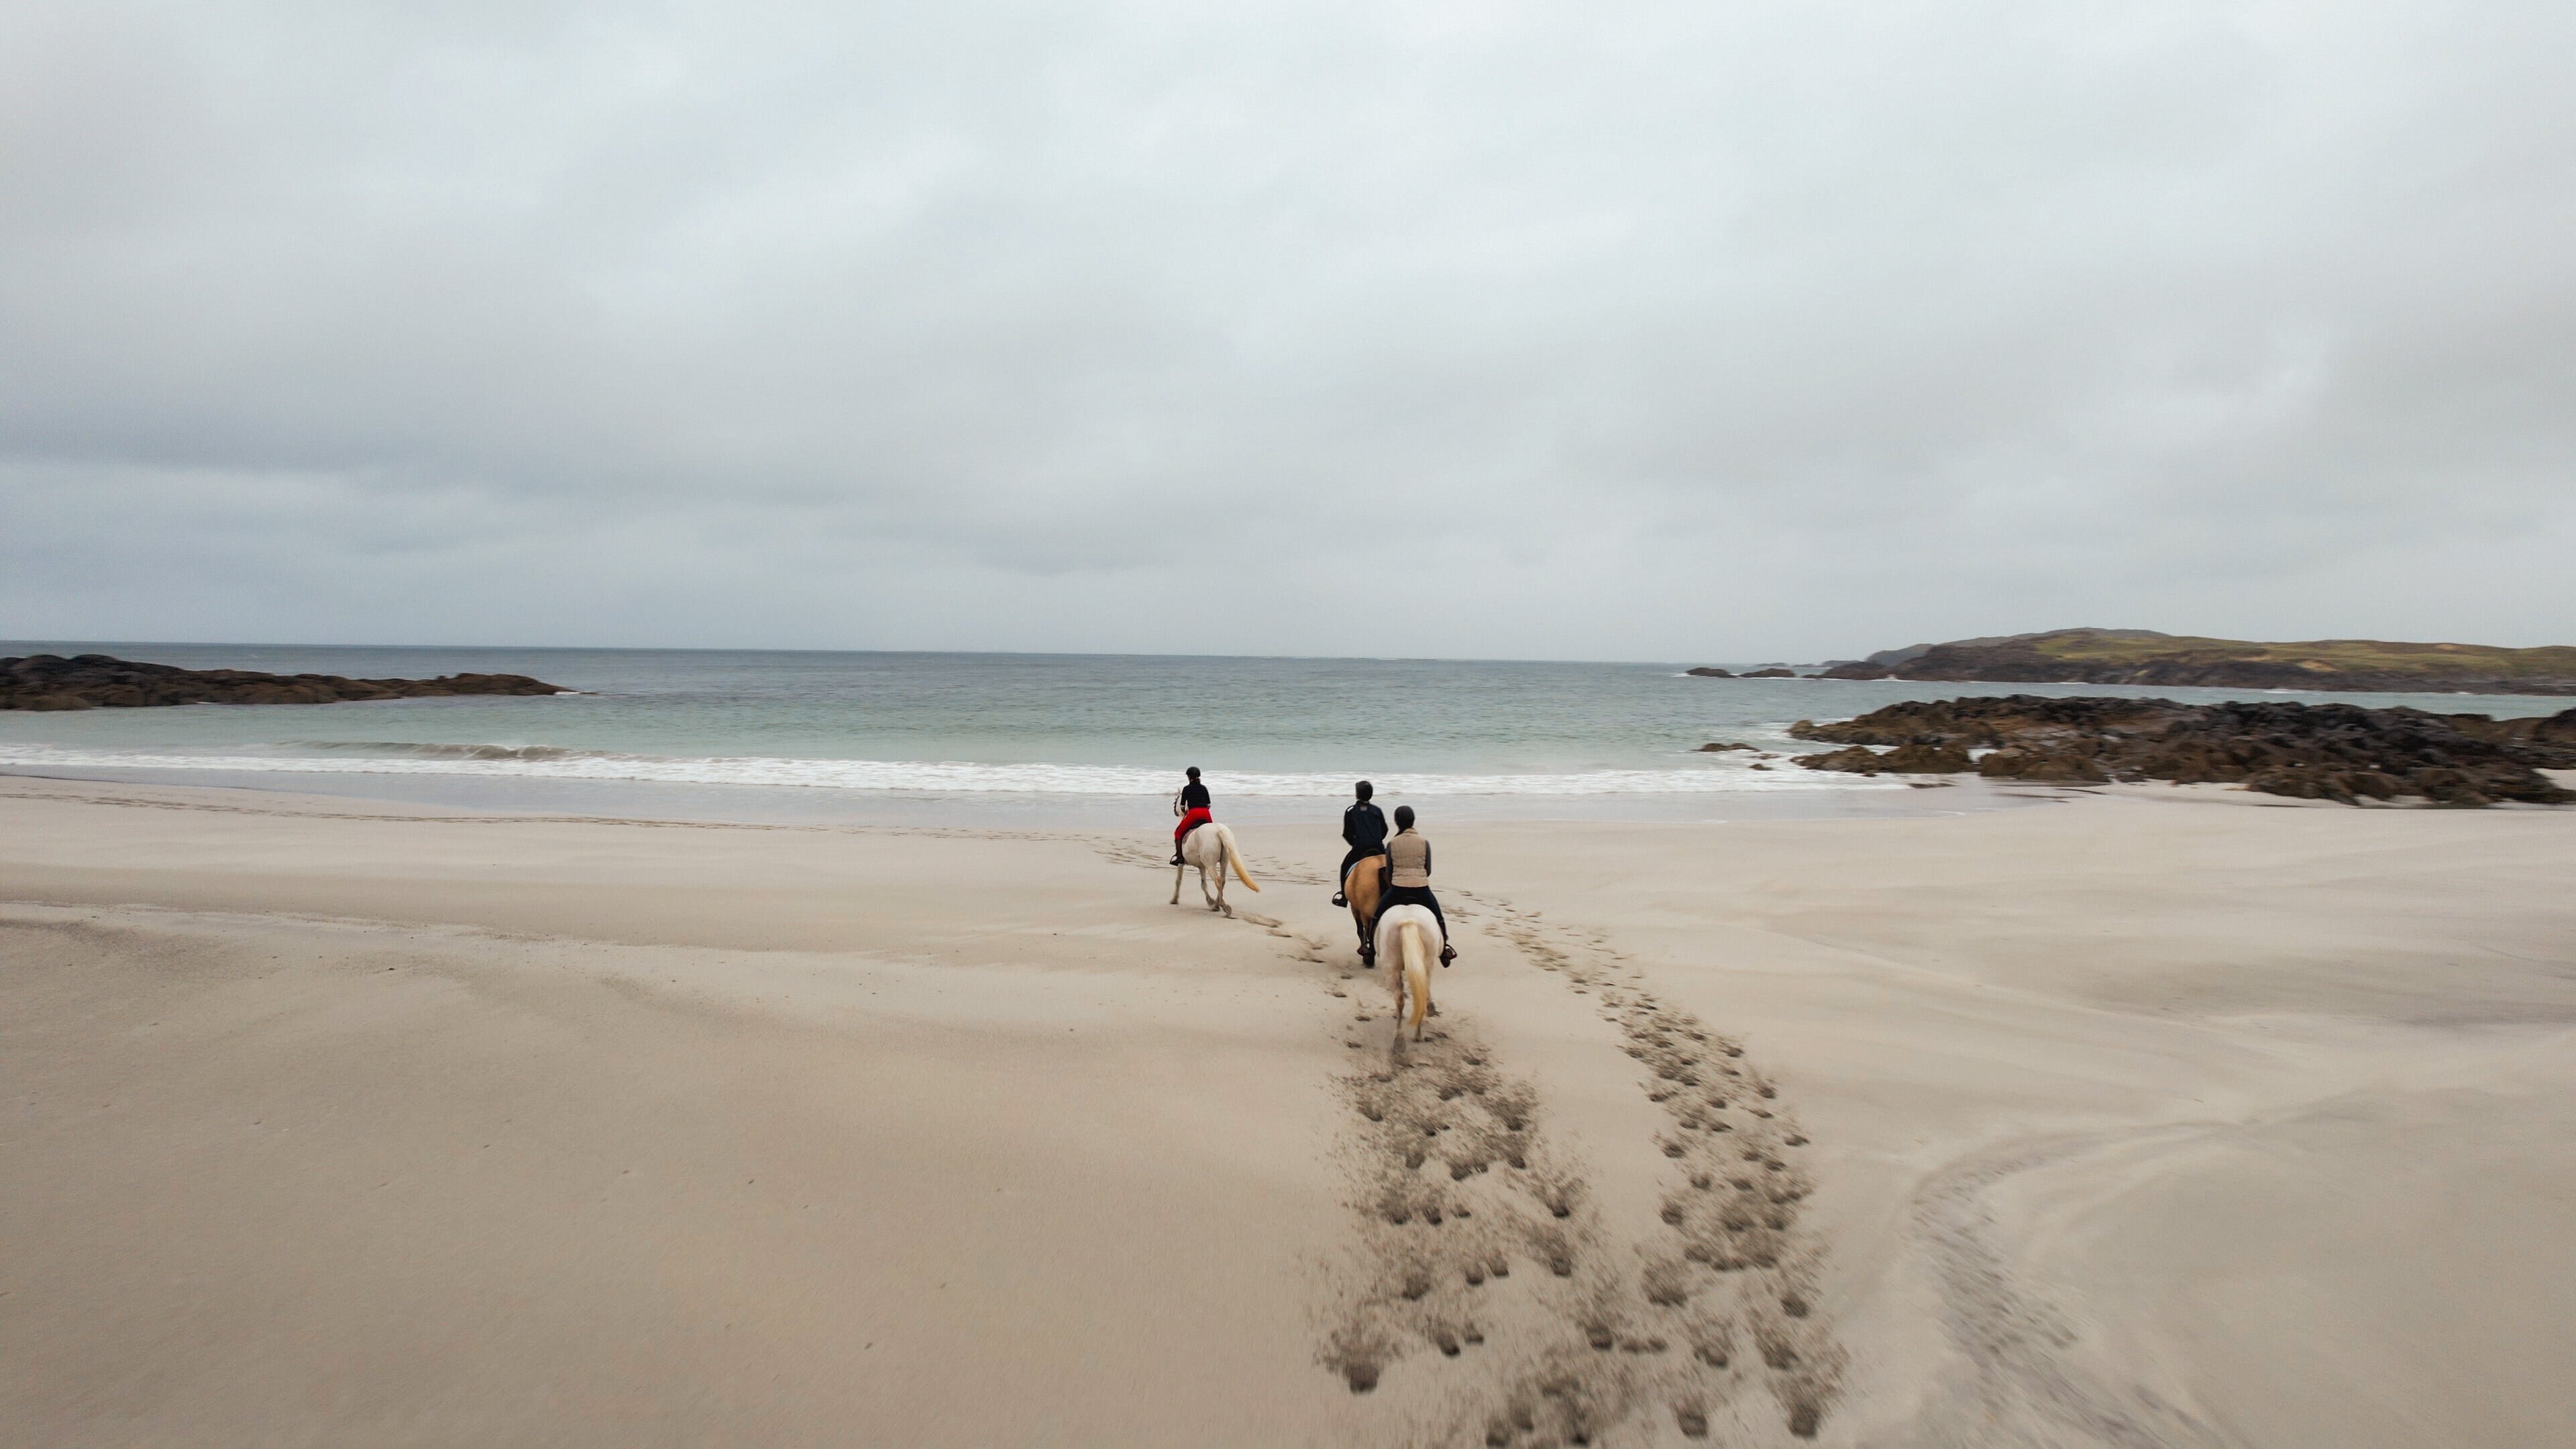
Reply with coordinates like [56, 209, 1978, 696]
[2021, 629, 2576, 680]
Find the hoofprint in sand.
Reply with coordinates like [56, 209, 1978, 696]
[1310, 890, 1844, 1446]
[5, 774, 2573, 1448]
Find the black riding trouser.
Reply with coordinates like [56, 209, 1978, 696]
[1375, 885, 1448, 952]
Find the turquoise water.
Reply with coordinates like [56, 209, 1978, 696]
[4, 642, 2565, 823]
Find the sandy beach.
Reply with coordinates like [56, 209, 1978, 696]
[5, 773, 2573, 1447]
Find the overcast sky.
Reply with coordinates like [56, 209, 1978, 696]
[3, 1, 2570, 660]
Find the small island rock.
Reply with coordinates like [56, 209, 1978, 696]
[1, 654, 570, 710]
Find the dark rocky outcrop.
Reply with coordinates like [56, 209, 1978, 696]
[1877, 741, 1979, 773]
[1739, 667, 1796, 679]
[1697, 741, 1758, 753]
[1790, 741, 1975, 775]
[1684, 667, 1734, 678]
[2447, 710, 2576, 753]
[1, 653, 568, 710]
[1787, 695, 2576, 806]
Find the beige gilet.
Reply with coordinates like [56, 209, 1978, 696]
[1386, 829, 1431, 888]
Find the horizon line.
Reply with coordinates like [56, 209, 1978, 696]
[1, 638, 1822, 669]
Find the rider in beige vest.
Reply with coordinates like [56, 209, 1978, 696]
[1386, 828, 1431, 886]
[1376, 805, 1456, 964]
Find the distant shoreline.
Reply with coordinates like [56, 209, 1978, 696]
[1762, 628, 2576, 696]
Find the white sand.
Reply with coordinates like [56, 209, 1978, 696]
[3, 774, 2571, 1446]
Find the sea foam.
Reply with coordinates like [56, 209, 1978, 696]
[0, 743, 1892, 796]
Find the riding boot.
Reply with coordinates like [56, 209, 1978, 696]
[1331, 892, 1346, 907]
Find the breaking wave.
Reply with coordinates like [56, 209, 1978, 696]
[0, 742, 1891, 796]
[289, 740, 622, 762]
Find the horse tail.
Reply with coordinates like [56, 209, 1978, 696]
[1224, 829, 1260, 891]
[1401, 921, 1430, 1040]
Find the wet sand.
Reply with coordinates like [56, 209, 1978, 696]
[3, 775, 2571, 1446]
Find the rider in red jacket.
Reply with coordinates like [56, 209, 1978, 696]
[1171, 767, 1212, 865]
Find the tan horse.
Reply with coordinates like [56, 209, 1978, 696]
[1374, 903, 1443, 1041]
[1344, 853, 1386, 963]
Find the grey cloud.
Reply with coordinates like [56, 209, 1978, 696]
[4, 0, 2572, 656]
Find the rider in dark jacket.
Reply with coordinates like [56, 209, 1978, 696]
[1332, 780, 1388, 906]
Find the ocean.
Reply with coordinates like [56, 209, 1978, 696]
[4, 643, 2566, 826]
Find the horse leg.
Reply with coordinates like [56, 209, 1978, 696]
[1348, 860, 1383, 965]
[1171, 862, 1185, 904]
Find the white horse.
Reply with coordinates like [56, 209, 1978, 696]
[1375, 903, 1443, 1041]
[1171, 822, 1260, 915]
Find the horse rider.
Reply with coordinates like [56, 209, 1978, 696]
[1171, 766, 1213, 865]
[1377, 804, 1456, 965]
[1332, 780, 1388, 908]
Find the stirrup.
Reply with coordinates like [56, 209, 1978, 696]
[1331, 892, 1346, 907]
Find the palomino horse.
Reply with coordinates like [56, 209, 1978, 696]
[1171, 822, 1260, 916]
[1343, 853, 1387, 963]
[1375, 903, 1443, 1041]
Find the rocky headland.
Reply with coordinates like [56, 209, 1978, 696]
[1, 653, 568, 710]
[1789, 694, 2576, 806]
[1807, 628, 2576, 695]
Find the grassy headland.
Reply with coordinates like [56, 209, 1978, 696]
[1813, 629, 2576, 694]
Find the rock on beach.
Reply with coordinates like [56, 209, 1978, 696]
[1789, 695, 2576, 806]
